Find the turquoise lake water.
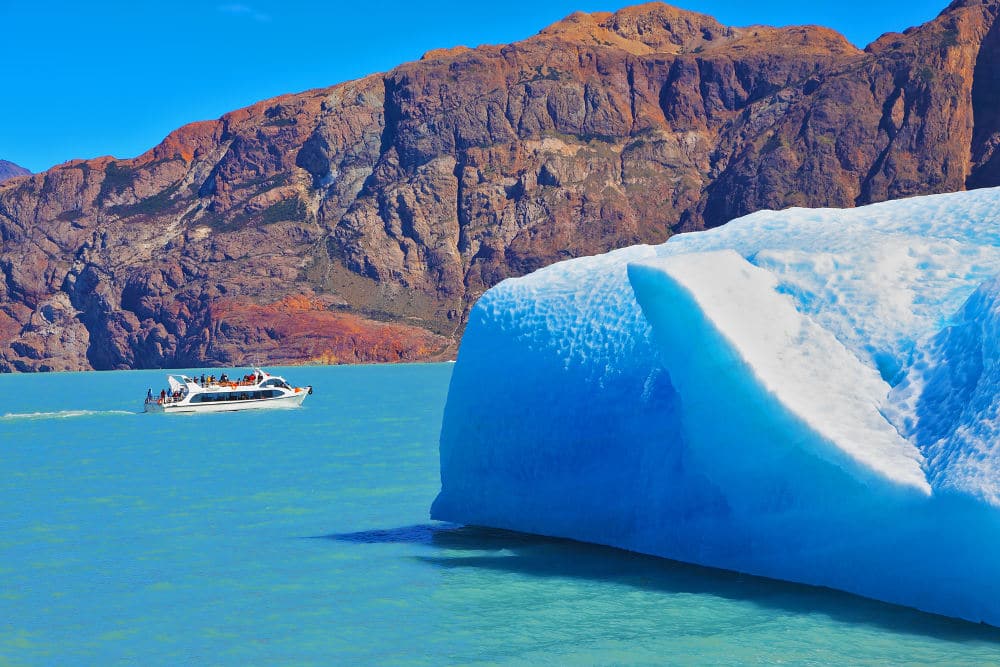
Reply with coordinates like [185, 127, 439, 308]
[2, 363, 1000, 665]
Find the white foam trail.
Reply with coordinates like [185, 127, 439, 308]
[0, 409, 136, 421]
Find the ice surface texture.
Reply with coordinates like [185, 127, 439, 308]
[433, 188, 1000, 624]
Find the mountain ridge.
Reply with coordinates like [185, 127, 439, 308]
[2, 0, 1000, 371]
[0, 160, 30, 183]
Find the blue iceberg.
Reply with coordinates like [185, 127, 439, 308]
[432, 188, 1000, 624]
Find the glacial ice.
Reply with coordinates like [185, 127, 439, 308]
[627, 251, 927, 494]
[432, 188, 1000, 624]
[888, 276, 1000, 506]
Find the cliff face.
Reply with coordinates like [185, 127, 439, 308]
[0, 160, 30, 183]
[2, 0, 1000, 371]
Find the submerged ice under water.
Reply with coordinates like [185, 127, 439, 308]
[435, 187, 1000, 626]
[3, 365, 1000, 663]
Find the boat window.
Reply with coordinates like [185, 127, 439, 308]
[188, 390, 283, 403]
[191, 393, 228, 403]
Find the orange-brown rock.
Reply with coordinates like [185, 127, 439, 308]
[3, 0, 1000, 371]
[205, 296, 454, 365]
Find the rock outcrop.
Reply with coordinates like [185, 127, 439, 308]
[0, 160, 30, 183]
[3, 0, 1000, 371]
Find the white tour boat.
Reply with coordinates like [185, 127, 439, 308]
[143, 368, 312, 414]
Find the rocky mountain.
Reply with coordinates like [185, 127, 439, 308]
[3, 0, 1000, 371]
[0, 160, 30, 183]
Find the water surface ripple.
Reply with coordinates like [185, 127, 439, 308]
[1, 364, 998, 664]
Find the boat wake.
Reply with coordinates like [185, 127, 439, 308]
[0, 409, 137, 421]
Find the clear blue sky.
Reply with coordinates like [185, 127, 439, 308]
[1, 0, 948, 173]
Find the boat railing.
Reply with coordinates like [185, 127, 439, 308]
[194, 375, 266, 390]
[199, 380, 261, 390]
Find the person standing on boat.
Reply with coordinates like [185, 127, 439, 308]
[146, 388, 153, 403]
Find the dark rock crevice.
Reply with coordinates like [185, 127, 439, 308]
[968, 1, 1000, 187]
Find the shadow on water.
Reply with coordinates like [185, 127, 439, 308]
[313, 523, 1000, 645]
